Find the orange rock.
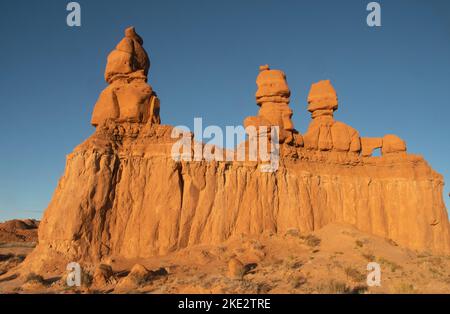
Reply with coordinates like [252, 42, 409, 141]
[360, 136, 407, 157]
[105, 26, 149, 84]
[228, 258, 245, 279]
[255, 65, 290, 105]
[307, 79, 338, 113]
[382, 134, 407, 155]
[303, 80, 360, 153]
[91, 27, 160, 127]
[245, 65, 299, 144]
[255, 65, 294, 131]
[26, 121, 449, 268]
[361, 137, 383, 157]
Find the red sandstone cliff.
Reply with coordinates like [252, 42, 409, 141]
[22, 27, 450, 272]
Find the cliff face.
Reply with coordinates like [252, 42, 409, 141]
[34, 122, 450, 265]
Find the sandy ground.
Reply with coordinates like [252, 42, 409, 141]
[0, 222, 449, 294]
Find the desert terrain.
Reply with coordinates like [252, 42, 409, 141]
[1, 220, 449, 294]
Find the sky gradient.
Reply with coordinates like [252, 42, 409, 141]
[0, 0, 449, 221]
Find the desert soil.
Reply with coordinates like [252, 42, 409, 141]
[0, 220, 449, 294]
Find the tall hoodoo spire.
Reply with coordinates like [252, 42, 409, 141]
[303, 80, 361, 152]
[307, 79, 338, 118]
[91, 27, 160, 127]
[244, 65, 302, 146]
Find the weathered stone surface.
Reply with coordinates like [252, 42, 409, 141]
[361, 137, 383, 157]
[0, 219, 39, 243]
[20, 120, 447, 273]
[361, 136, 407, 157]
[105, 26, 149, 84]
[307, 79, 338, 113]
[382, 134, 407, 155]
[245, 65, 299, 144]
[91, 27, 160, 127]
[228, 258, 245, 279]
[303, 80, 361, 153]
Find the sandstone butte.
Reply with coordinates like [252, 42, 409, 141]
[20, 27, 450, 273]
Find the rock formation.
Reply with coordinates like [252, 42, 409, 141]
[244, 65, 302, 145]
[361, 135, 407, 157]
[19, 28, 450, 274]
[303, 80, 361, 153]
[91, 27, 160, 127]
[0, 219, 39, 243]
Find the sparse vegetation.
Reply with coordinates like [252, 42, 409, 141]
[256, 282, 272, 294]
[80, 270, 93, 287]
[428, 257, 444, 268]
[386, 238, 398, 246]
[25, 272, 45, 284]
[361, 252, 376, 261]
[317, 280, 349, 293]
[316, 280, 366, 294]
[289, 261, 303, 269]
[394, 282, 415, 294]
[355, 240, 365, 248]
[290, 275, 307, 289]
[377, 257, 402, 272]
[285, 229, 300, 237]
[429, 267, 443, 277]
[2, 222, 450, 294]
[344, 267, 366, 283]
[304, 234, 321, 247]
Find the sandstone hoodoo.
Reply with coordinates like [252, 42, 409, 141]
[303, 80, 361, 152]
[244, 64, 302, 146]
[20, 27, 450, 273]
[91, 26, 160, 127]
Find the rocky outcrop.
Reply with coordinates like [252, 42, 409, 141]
[0, 219, 39, 243]
[91, 27, 160, 127]
[244, 65, 302, 145]
[22, 27, 450, 272]
[31, 121, 449, 265]
[303, 80, 361, 153]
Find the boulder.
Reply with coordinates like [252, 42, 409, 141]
[228, 258, 245, 279]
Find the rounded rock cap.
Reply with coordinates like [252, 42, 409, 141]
[307, 80, 338, 112]
[255, 64, 290, 102]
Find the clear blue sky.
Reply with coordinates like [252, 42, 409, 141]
[0, 0, 449, 221]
